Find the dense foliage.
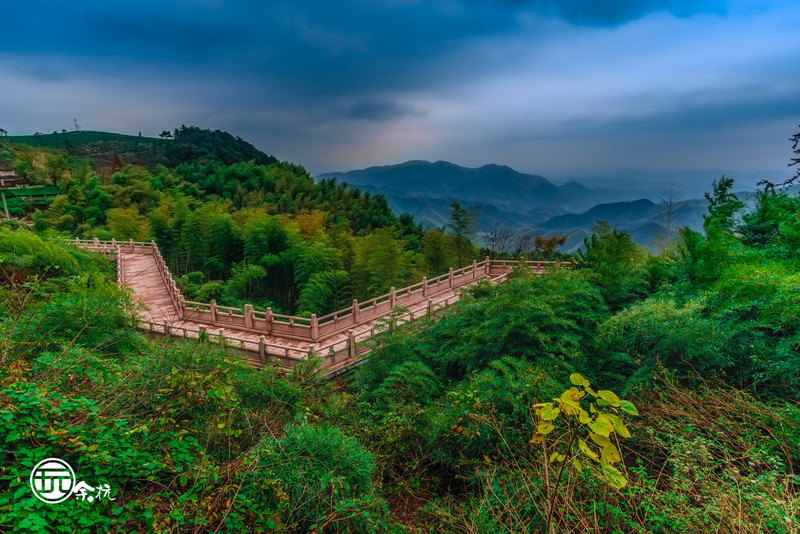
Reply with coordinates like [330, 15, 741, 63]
[2, 134, 492, 315]
[1, 127, 799, 532]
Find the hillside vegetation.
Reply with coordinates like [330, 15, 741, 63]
[1, 129, 482, 316]
[0, 127, 798, 532]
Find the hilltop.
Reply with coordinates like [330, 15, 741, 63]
[6, 126, 277, 177]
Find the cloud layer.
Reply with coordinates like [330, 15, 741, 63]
[1, 0, 798, 177]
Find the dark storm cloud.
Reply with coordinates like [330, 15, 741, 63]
[0, 0, 723, 91]
[1, 0, 797, 175]
[0, 1, 510, 115]
[494, 0, 724, 25]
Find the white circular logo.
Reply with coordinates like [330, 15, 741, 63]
[30, 458, 76, 504]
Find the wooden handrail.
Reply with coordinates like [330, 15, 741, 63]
[76, 237, 570, 345]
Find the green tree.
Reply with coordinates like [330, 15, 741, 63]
[224, 263, 267, 302]
[420, 229, 455, 275]
[446, 201, 480, 266]
[352, 228, 411, 298]
[44, 152, 71, 186]
[532, 234, 568, 260]
[703, 176, 744, 232]
[106, 208, 150, 241]
[578, 221, 649, 310]
[789, 124, 800, 180]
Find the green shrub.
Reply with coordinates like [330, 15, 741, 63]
[427, 358, 561, 474]
[0, 229, 79, 277]
[0, 380, 203, 532]
[373, 360, 440, 408]
[597, 297, 729, 390]
[360, 271, 607, 389]
[268, 424, 388, 532]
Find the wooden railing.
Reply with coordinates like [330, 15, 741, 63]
[74, 237, 154, 255]
[71, 238, 570, 349]
[138, 288, 462, 376]
[73, 238, 184, 316]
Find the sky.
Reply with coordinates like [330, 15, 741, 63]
[1, 0, 799, 178]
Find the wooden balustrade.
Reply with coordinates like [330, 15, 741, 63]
[74, 237, 569, 354]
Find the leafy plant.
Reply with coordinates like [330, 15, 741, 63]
[531, 373, 637, 532]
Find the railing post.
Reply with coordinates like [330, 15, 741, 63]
[390, 287, 396, 308]
[117, 247, 124, 284]
[210, 300, 218, 323]
[352, 299, 360, 324]
[163, 319, 171, 336]
[422, 276, 428, 298]
[258, 335, 267, 365]
[93, 237, 99, 247]
[427, 298, 433, 317]
[311, 314, 319, 341]
[177, 295, 185, 319]
[111, 238, 116, 247]
[348, 330, 356, 359]
[308, 344, 317, 360]
[265, 307, 273, 334]
[448, 268, 454, 288]
[472, 260, 477, 279]
[485, 256, 490, 274]
[244, 304, 254, 329]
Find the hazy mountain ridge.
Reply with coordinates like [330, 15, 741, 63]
[317, 160, 740, 250]
[319, 160, 599, 214]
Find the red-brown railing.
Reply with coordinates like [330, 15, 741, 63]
[71, 238, 569, 374]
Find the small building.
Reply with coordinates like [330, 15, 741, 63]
[0, 166, 29, 188]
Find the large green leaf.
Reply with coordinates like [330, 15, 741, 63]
[619, 400, 639, 415]
[572, 458, 583, 473]
[597, 390, 620, 407]
[602, 463, 627, 489]
[600, 444, 621, 464]
[588, 414, 614, 437]
[537, 420, 555, 435]
[578, 438, 599, 461]
[570, 373, 590, 388]
[589, 432, 612, 448]
[607, 413, 631, 438]
[540, 404, 561, 421]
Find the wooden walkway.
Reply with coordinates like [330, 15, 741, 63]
[74, 239, 566, 375]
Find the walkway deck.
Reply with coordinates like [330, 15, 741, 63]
[74, 239, 566, 375]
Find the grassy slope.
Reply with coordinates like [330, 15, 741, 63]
[8, 130, 159, 148]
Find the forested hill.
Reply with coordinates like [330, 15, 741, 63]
[7, 126, 277, 177]
[1, 127, 487, 318]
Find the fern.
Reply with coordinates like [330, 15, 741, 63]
[373, 360, 440, 406]
[296, 269, 349, 314]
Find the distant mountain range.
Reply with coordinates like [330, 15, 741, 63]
[551, 168, 788, 201]
[321, 160, 596, 213]
[318, 160, 781, 251]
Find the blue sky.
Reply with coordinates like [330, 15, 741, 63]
[1, 0, 798, 177]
